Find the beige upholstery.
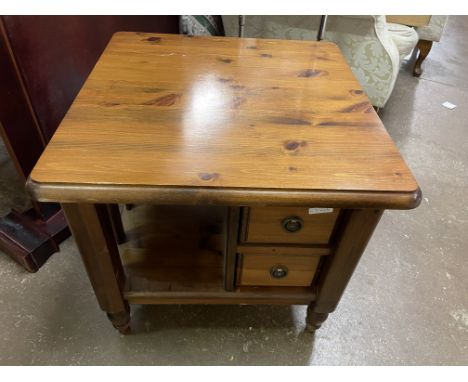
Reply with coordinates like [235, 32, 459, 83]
[416, 16, 448, 42]
[410, 16, 449, 77]
[387, 22, 419, 62]
[222, 16, 417, 108]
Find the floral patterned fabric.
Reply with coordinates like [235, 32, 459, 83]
[180, 16, 224, 36]
[222, 15, 414, 108]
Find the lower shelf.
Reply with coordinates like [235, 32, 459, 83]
[124, 287, 316, 305]
[119, 205, 316, 305]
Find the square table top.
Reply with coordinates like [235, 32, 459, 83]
[28, 32, 420, 209]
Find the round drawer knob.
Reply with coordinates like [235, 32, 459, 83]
[282, 216, 303, 233]
[270, 265, 289, 279]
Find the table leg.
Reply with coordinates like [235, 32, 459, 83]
[306, 209, 383, 332]
[61, 203, 130, 334]
[107, 204, 126, 244]
[224, 207, 241, 291]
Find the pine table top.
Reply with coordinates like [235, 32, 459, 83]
[28, 32, 420, 208]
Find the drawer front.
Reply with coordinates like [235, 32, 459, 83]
[236, 247, 326, 287]
[242, 207, 340, 244]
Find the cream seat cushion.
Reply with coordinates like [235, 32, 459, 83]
[386, 22, 419, 62]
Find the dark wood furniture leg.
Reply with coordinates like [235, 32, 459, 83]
[107, 204, 126, 244]
[413, 39, 433, 77]
[61, 203, 130, 334]
[224, 207, 241, 291]
[306, 209, 383, 332]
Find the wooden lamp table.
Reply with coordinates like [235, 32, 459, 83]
[26, 33, 421, 334]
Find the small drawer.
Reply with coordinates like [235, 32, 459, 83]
[241, 207, 340, 245]
[236, 246, 328, 287]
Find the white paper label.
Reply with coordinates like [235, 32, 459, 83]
[308, 208, 334, 215]
[442, 101, 457, 110]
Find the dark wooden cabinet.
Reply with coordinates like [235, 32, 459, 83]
[1, 15, 179, 177]
[0, 16, 180, 271]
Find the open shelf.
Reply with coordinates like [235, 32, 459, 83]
[119, 205, 316, 305]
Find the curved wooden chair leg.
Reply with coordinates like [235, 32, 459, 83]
[413, 39, 433, 77]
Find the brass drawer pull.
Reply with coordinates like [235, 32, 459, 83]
[281, 216, 304, 233]
[270, 264, 289, 279]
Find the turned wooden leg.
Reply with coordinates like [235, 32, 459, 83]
[305, 209, 384, 332]
[413, 39, 433, 77]
[107, 303, 131, 334]
[62, 203, 130, 334]
[306, 303, 329, 333]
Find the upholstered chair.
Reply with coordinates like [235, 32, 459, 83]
[413, 16, 449, 77]
[222, 16, 418, 108]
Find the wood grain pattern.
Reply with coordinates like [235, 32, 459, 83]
[242, 207, 340, 244]
[312, 208, 384, 313]
[124, 287, 316, 305]
[28, 32, 420, 208]
[119, 204, 316, 305]
[305, 208, 383, 331]
[237, 251, 321, 287]
[26, 179, 421, 209]
[61, 203, 127, 314]
[121, 248, 317, 304]
[236, 245, 330, 257]
[120, 204, 225, 294]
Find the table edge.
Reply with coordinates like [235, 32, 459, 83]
[26, 178, 422, 210]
